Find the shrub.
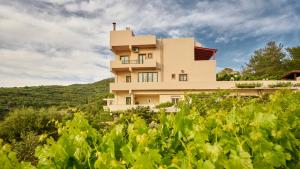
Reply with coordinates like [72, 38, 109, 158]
[84, 109, 113, 132]
[125, 106, 156, 123]
[235, 82, 263, 88]
[268, 82, 292, 88]
[155, 102, 174, 108]
[0, 139, 35, 169]
[0, 107, 72, 142]
[293, 83, 300, 87]
[0, 107, 73, 164]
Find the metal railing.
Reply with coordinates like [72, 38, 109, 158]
[121, 60, 144, 64]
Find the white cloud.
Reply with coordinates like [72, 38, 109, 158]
[215, 37, 229, 44]
[0, 0, 299, 86]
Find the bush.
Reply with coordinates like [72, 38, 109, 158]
[0, 107, 72, 142]
[0, 139, 35, 169]
[12, 132, 40, 165]
[125, 106, 156, 123]
[84, 109, 113, 132]
[268, 82, 292, 88]
[0, 107, 73, 164]
[293, 83, 300, 87]
[155, 102, 174, 108]
[235, 82, 263, 88]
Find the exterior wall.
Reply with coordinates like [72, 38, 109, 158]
[160, 95, 183, 103]
[135, 95, 159, 105]
[115, 71, 131, 83]
[110, 30, 156, 48]
[115, 91, 130, 105]
[162, 38, 216, 83]
[115, 70, 162, 84]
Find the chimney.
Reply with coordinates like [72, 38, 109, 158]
[112, 22, 116, 31]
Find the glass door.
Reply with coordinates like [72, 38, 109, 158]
[138, 54, 145, 64]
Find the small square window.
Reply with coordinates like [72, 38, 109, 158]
[172, 74, 176, 79]
[148, 53, 153, 59]
[179, 74, 188, 81]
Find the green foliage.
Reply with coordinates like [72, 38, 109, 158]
[0, 78, 113, 119]
[121, 106, 157, 124]
[235, 83, 263, 88]
[217, 68, 241, 81]
[0, 107, 73, 163]
[294, 83, 300, 87]
[84, 109, 113, 133]
[35, 113, 99, 169]
[0, 139, 35, 169]
[1, 91, 300, 168]
[286, 46, 300, 71]
[0, 107, 72, 142]
[155, 102, 174, 108]
[268, 82, 292, 88]
[242, 42, 300, 80]
[217, 43, 300, 81]
[242, 42, 287, 80]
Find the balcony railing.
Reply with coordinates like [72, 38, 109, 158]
[110, 59, 160, 72]
[121, 60, 144, 64]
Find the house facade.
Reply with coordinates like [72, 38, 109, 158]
[104, 23, 299, 111]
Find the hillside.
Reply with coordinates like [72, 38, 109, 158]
[0, 78, 113, 118]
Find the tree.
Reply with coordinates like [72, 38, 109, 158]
[242, 42, 287, 80]
[286, 46, 300, 71]
[217, 68, 241, 81]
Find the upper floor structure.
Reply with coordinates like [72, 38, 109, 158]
[109, 23, 217, 92]
[105, 23, 299, 111]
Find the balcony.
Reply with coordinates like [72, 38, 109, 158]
[110, 59, 160, 72]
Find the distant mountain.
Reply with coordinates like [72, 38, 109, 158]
[0, 78, 114, 118]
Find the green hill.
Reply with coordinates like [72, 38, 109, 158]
[0, 78, 113, 118]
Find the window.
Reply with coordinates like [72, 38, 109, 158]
[138, 72, 158, 82]
[126, 75, 131, 83]
[126, 97, 131, 105]
[171, 97, 180, 104]
[120, 56, 129, 64]
[172, 74, 176, 79]
[179, 74, 188, 81]
[138, 54, 146, 64]
[147, 53, 153, 59]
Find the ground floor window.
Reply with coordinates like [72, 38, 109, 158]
[138, 72, 158, 82]
[126, 97, 131, 105]
[171, 96, 180, 104]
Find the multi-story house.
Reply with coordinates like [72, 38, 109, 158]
[105, 23, 299, 111]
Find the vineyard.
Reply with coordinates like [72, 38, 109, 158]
[1, 91, 300, 169]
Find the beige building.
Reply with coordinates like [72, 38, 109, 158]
[104, 23, 299, 111]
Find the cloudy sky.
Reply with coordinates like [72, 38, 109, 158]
[1, 0, 300, 87]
